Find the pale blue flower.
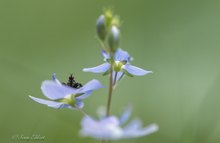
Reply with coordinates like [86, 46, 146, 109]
[29, 74, 104, 110]
[80, 106, 158, 140]
[83, 48, 152, 82]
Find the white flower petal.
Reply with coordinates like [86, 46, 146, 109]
[114, 48, 130, 61]
[80, 116, 123, 140]
[123, 64, 152, 76]
[41, 80, 77, 100]
[83, 63, 110, 73]
[123, 123, 159, 138]
[119, 106, 132, 125]
[29, 96, 66, 109]
[77, 79, 104, 94]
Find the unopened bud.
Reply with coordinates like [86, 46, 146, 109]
[108, 26, 120, 53]
[97, 15, 107, 41]
[104, 9, 113, 28]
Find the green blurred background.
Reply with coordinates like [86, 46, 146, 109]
[1, 0, 220, 143]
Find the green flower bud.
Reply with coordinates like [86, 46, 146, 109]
[111, 15, 120, 27]
[104, 9, 113, 28]
[97, 15, 107, 41]
[108, 26, 120, 53]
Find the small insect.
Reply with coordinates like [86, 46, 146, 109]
[62, 74, 83, 89]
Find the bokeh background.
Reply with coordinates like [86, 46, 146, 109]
[1, 0, 220, 143]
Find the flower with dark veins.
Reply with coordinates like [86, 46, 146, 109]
[83, 48, 152, 82]
[80, 106, 158, 140]
[29, 74, 104, 109]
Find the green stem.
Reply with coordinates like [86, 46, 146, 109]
[101, 68, 114, 143]
[106, 67, 113, 116]
[99, 39, 115, 143]
[113, 72, 118, 86]
[76, 106, 89, 117]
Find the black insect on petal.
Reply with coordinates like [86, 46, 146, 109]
[67, 74, 76, 87]
[73, 83, 83, 89]
[63, 74, 83, 89]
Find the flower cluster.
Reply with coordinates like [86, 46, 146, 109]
[29, 9, 158, 142]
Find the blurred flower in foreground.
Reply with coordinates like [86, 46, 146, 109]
[83, 48, 152, 82]
[80, 106, 158, 140]
[29, 74, 104, 109]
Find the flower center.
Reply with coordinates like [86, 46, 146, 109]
[113, 61, 126, 72]
[59, 94, 76, 106]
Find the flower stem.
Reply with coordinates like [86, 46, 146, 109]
[106, 68, 113, 116]
[76, 106, 89, 117]
[113, 72, 118, 86]
[101, 68, 114, 143]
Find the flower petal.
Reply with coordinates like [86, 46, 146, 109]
[78, 79, 104, 93]
[83, 63, 110, 73]
[101, 49, 110, 60]
[123, 64, 152, 76]
[29, 96, 66, 109]
[75, 91, 92, 100]
[52, 73, 56, 80]
[114, 48, 130, 61]
[80, 117, 101, 138]
[80, 116, 123, 140]
[122, 123, 158, 138]
[124, 118, 142, 130]
[41, 80, 77, 100]
[119, 106, 132, 125]
[112, 71, 124, 83]
[100, 116, 120, 126]
[75, 99, 84, 109]
[52, 73, 62, 85]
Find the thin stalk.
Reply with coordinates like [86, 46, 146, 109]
[106, 67, 113, 116]
[76, 106, 89, 117]
[101, 67, 114, 143]
[113, 72, 118, 86]
[99, 39, 114, 143]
